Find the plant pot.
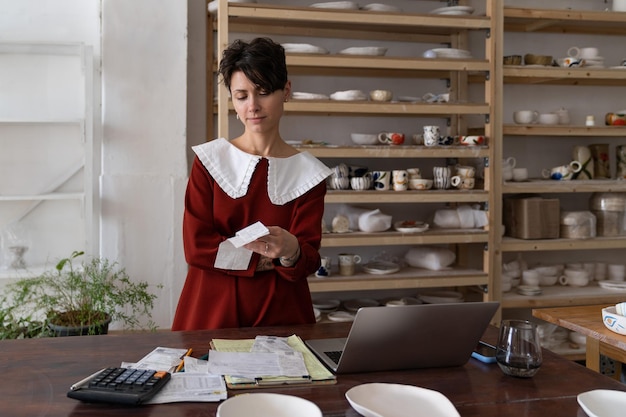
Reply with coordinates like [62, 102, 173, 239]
[48, 313, 112, 337]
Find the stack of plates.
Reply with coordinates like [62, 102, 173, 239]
[281, 43, 329, 54]
[362, 261, 401, 275]
[431, 48, 473, 59]
[584, 57, 605, 68]
[330, 90, 367, 101]
[338, 46, 387, 56]
[312, 299, 340, 312]
[361, 3, 402, 12]
[517, 285, 542, 296]
[310, 1, 359, 9]
[344, 298, 380, 312]
[599, 280, 626, 290]
[291, 92, 330, 100]
[418, 290, 464, 304]
[429, 5, 474, 15]
[327, 311, 356, 322]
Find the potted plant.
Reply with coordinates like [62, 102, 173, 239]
[0, 251, 160, 337]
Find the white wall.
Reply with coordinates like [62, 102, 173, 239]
[0, 0, 191, 329]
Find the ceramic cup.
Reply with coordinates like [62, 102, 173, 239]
[455, 165, 476, 178]
[522, 269, 541, 286]
[378, 132, 405, 145]
[555, 107, 570, 125]
[608, 264, 626, 281]
[433, 166, 452, 189]
[572, 145, 594, 180]
[392, 170, 409, 191]
[412, 133, 424, 145]
[407, 168, 422, 179]
[350, 175, 372, 190]
[589, 144, 610, 179]
[408, 178, 433, 190]
[451, 175, 475, 190]
[568, 46, 598, 59]
[372, 170, 391, 191]
[458, 135, 485, 146]
[338, 253, 361, 276]
[423, 125, 440, 147]
[541, 161, 582, 180]
[329, 175, 350, 190]
[558, 57, 585, 68]
[512, 167, 528, 181]
[513, 110, 539, 124]
[315, 256, 332, 277]
[559, 274, 590, 287]
[538, 112, 559, 125]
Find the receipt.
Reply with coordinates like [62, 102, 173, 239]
[214, 221, 270, 270]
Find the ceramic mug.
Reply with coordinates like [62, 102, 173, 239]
[338, 253, 362, 276]
[455, 165, 476, 178]
[542, 161, 582, 180]
[409, 178, 433, 190]
[559, 274, 590, 287]
[513, 110, 539, 124]
[378, 132, 405, 145]
[589, 144, 610, 179]
[423, 125, 440, 147]
[315, 256, 332, 277]
[392, 170, 409, 191]
[568, 46, 598, 59]
[433, 166, 452, 189]
[558, 57, 584, 68]
[459, 135, 485, 146]
[372, 170, 391, 191]
[407, 168, 421, 179]
[451, 175, 475, 190]
[572, 145, 593, 180]
[350, 175, 372, 190]
[512, 167, 528, 181]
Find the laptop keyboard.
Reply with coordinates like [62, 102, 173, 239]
[325, 350, 343, 364]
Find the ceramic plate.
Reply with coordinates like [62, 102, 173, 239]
[208, 0, 256, 13]
[429, 5, 474, 15]
[599, 280, 626, 290]
[361, 3, 402, 12]
[217, 393, 322, 417]
[362, 261, 401, 275]
[312, 298, 341, 312]
[418, 291, 464, 304]
[577, 389, 626, 417]
[610, 66, 626, 69]
[281, 43, 329, 54]
[431, 48, 472, 59]
[310, 1, 359, 9]
[291, 92, 330, 100]
[346, 383, 460, 417]
[344, 298, 380, 312]
[327, 311, 356, 322]
[338, 46, 387, 56]
[394, 220, 429, 233]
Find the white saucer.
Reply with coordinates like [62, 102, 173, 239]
[346, 383, 460, 417]
[312, 298, 341, 312]
[362, 261, 401, 275]
[598, 280, 626, 290]
[327, 311, 356, 322]
[330, 90, 367, 101]
[338, 46, 387, 56]
[291, 92, 330, 100]
[310, 1, 359, 9]
[344, 298, 380, 312]
[431, 48, 472, 59]
[429, 5, 474, 15]
[361, 3, 402, 12]
[281, 43, 329, 54]
[394, 220, 429, 233]
[578, 389, 626, 417]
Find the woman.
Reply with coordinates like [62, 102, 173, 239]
[172, 38, 331, 330]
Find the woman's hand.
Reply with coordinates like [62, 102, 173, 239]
[245, 226, 299, 260]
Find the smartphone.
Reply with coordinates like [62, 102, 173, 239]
[471, 341, 497, 363]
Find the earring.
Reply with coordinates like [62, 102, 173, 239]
[236, 114, 239, 120]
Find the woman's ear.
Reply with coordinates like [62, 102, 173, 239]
[283, 80, 292, 102]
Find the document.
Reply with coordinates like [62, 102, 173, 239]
[146, 372, 227, 404]
[214, 221, 270, 270]
[131, 346, 191, 373]
[207, 350, 308, 379]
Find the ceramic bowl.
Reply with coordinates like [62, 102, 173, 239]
[369, 89, 393, 102]
[351, 133, 378, 145]
[503, 55, 522, 65]
[408, 178, 433, 190]
[524, 53, 553, 66]
[602, 306, 626, 335]
[217, 393, 322, 417]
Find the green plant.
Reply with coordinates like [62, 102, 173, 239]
[0, 251, 160, 338]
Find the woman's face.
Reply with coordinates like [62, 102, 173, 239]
[230, 70, 290, 135]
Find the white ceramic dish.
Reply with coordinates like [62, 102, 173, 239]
[577, 389, 626, 417]
[362, 261, 401, 275]
[394, 220, 429, 233]
[429, 5, 474, 15]
[312, 298, 341, 312]
[431, 48, 472, 59]
[598, 280, 626, 290]
[351, 133, 378, 145]
[327, 311, 356, 322]
[291, 92, 330, 100]
[362, 3, 402, 12]
[217, 393, 322, 417]
[281, 43, 329, 54]
[208, 0, 256, 13]
[330, 90, 367, 101]
[310, 1, 358, 10]
[338, 46, 388, 56]
[346, 383, 460, 417]
[344, 298, 380, 312]
[602, 306, 626, 335]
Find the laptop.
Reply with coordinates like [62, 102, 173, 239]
[306, 301, 499, 374]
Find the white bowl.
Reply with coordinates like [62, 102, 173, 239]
[351, 133, 378, 145]
[602, 306, 626, 335]
[217, 393, 322, 417]
[369, 89, 393, 102]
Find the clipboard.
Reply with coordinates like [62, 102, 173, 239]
[210, 335, 337, 389]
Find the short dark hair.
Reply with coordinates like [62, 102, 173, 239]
[218, 37, 288, 94]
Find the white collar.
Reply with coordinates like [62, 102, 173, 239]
[192, 138, 332, 205]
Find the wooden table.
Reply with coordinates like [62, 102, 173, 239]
[533, 304, 626, 377]
[1, 322, 625, 417]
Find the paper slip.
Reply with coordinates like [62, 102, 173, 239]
[146, 373, 227, 404]
[251, 336, 295, 352]
[207, 350, 309, 379]
[214, 221, 270, 270]
[131, 346, 191, 373]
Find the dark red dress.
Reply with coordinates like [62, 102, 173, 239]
[172, 140, 329, 330]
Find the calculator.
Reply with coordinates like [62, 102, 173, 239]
[67, 367, 171, 405]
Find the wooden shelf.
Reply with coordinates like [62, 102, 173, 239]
[295, 145, 490, 159]
[325, 189, 489, 204]
[504, 7, 626, 36]
[502, 283, 626, 308]
[503, 66, 626, 86]
[322, 229, 488, 247]
[503, 124, 626, 136]
[308, 267, 487, 292]
[502, 179, 626, 194]
[501, 236, 626, 252]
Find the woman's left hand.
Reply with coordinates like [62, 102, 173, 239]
[245, 226, 299, 259]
